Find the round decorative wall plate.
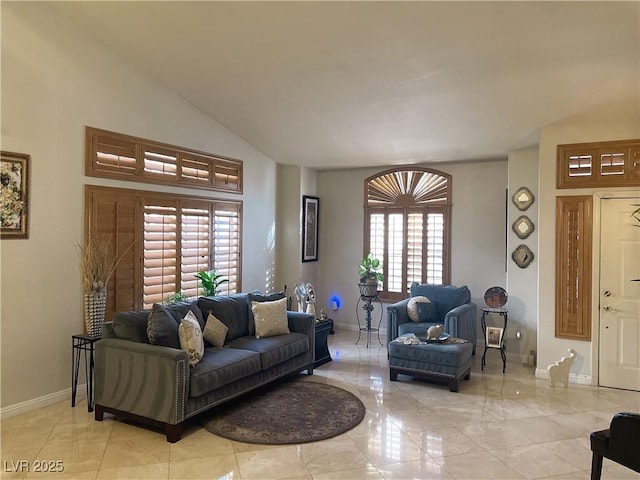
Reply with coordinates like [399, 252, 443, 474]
[484, 286, 508, 308]
[512, 187, 535, 211]
[512, 244, 534, 268]
[512, 215, 534, 239]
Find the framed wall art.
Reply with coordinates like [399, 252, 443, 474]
[1, 151, 30, 239]
[302, 195, 319, 262]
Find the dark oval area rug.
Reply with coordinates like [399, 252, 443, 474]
[200, 379, 366, 444]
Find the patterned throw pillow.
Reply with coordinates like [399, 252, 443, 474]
[203, 312, 229, 348]
[178, 310, 204, 366]
[252, 297, 290, 338]
[407, 296, 432, 322]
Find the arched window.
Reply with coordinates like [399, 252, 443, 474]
[364, 167, 451, 302]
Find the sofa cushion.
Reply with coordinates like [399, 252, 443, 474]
[164, 301, 205, 331]
[179, 311, 205, 366]
[409, 283, 471, 320]
[407, 296, 431, 322]
[189, 347, 261, 397]
[247, 291, 286, 336]
[197, 294, 250, 342]
[226, 332, 309, 370]
[417, 302, 439, 323]
[112, 310, 150, 343]
[398, 321, 437, 337]
[147, 303, 181, 349]
[203, 312, 229, 348]
[252, 297, 290, 338]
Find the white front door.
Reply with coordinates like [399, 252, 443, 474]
[599, 197, 640, 391]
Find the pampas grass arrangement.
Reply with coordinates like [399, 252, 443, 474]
[78, 234, 136, 293]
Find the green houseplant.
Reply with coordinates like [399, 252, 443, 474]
[358, 253, 383, 297]
[195, 269, 229, 297]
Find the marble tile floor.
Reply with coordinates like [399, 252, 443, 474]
[1, 332, 639, 480]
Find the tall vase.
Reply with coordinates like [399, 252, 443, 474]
[84, 288, 107, 337]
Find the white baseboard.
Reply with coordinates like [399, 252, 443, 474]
[0, 385, 86, 418]
[535, 368, 593, 385]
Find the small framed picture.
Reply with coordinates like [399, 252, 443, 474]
[302, 195, 319, 262]
[1, 151, 31, 239]
[486, 326, 503, 348]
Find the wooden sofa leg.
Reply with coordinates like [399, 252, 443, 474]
[94, 404, 104, 421]
[166, 423, 184, 443]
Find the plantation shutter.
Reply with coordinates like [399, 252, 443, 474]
[426, 211, 445, 284]
[213, 202, 241, 295]
[407, 211, 423, 289]
[364, 167, 451, 301]
[86, 127, 243, 193]
[85, 187, 139, 321]
[181, 204, 210, 298]
[143, 202, 178, 308]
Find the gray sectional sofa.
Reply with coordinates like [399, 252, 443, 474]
[94, 292, 315, 442]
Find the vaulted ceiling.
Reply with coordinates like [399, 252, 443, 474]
[50, 1, 639, 169]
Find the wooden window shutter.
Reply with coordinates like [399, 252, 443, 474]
[181, 203, 210, 298]
[143, 201, 178, 308]
[557, 139, 640, 188]
[85, 187, 140, 321]
[555, 195, 593, 340]
[213, 202, 242, 295]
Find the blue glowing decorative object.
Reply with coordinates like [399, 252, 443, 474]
[329, 294, 342, 311]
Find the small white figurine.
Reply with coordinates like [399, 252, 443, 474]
[547, 349, 577, 387]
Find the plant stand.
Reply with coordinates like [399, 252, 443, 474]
[356, 285, 383, 348]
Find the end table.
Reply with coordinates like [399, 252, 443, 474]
[314, 319, 333, 367]
[71, 334, 101, 412]
[480, 307, 507, 373]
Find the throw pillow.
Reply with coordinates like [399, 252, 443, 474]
[147, 303, 181, 349]
[247, 291, 286, 336]
[252, 297, 290, 338]
[407, 296, 432, 322]
[416, 301, 439, 323]
[203, 312, 229, 348]
[178, 310, 204, 366]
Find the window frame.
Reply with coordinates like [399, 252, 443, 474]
[85, 185, 242, 318]
[85, 126, 243, 194]
[363, 167, 452, 303]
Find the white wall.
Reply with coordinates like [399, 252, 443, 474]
[316, 160, 508, 348]
[275, 165, 318, 307]
[537, 101, 640, 382]
[0, 3, 278, 409]
[507, 147, 539, 364]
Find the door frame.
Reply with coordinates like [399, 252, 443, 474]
[592, 190, 640, 387]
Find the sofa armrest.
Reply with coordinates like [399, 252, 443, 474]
[443, 302, 477, 351]
[287, 311, 316, 373]
[386, 298, 411, 345]
[94, 338, 189, 425]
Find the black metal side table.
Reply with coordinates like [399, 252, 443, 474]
[71, 334, 101, 412]
[481, 307, 507, 373]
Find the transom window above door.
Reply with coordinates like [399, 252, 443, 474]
[364, 167, 451, 302]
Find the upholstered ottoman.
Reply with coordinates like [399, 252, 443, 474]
[388, 335, 473, 392]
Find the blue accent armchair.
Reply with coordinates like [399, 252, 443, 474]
[386, 283, 477, 354]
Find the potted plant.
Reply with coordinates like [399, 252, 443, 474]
[358, 253, 383, 297]
[195, 269, 229, 297]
